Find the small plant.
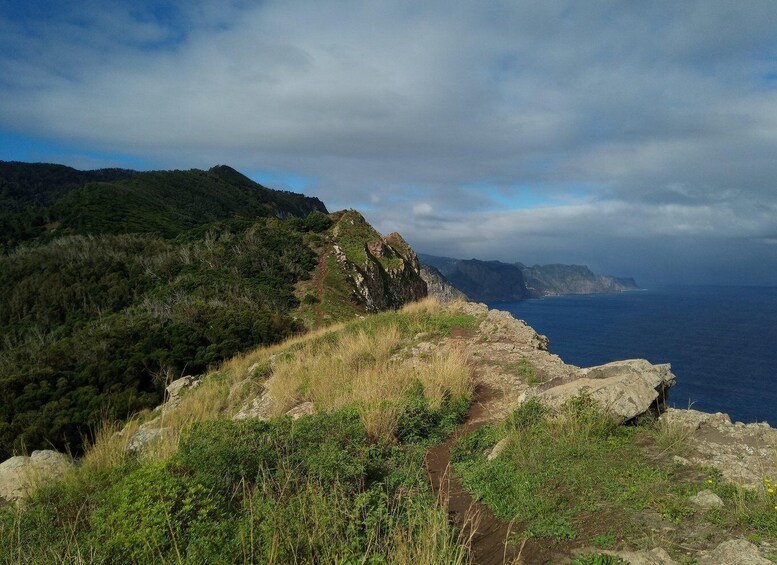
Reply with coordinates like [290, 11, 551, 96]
[505, 397, 547, 431]
[592, 533, 617, 548]
[526, 517, 578, 541]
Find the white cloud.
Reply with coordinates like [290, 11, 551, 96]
[1, 1, 777, 283]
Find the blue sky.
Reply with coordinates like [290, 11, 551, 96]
[2, 1, 777, 284]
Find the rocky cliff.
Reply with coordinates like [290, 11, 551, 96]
[419, 264, 468, 303]
[295, 210, 428, 326]
[420, 253, 639, 301]
[520, 263, 640, 296]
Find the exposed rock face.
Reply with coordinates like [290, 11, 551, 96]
[126, 427, 170, 454]
[697, 539, 772, 564]
[330, 211, 427, 312]
[604, 547, 677, 564]
[525, 359, 676, 422]
[660, 408, 777, 485]
[445, 259, 529, 302]
[419, 253, 639, 301]
[520, 263, 640, 296]
[163, 375, 202, 409]
[419, 264, 468, 303]
[0, 450, 73, 503]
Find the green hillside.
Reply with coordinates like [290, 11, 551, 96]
[0, 162, 326, 250]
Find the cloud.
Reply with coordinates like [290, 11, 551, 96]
[1, 1, 777, 283]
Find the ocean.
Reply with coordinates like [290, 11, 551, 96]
[491, 286, 777, 425]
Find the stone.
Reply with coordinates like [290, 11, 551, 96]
[604, 547, 677, 564]
[660, 409, 777, 485]
[697, 539, 771, 564]
[286, 402, 315, 420]
[126, 427, 170, 454]
[689, 489, 724, 509]
[530, 359, 676, 422]
[0, 450, 73, 502]
[486, 438, 509, 461]
[164, 374, 202, 408]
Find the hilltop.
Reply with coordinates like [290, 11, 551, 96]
[0, 163, 426, 458]
[1, 299, 774, 563]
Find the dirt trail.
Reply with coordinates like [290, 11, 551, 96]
[423, 305, 580, 564]
[425, 383, 524, 564]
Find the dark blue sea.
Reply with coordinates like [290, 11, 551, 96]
[491, 286, 777, 425]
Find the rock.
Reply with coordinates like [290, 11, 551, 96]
[486, 438, 510, 461]
[164, 374, 202, 408]
[530, 359, 676, 422]
[286, 402, 315, 420]
[234, 389, 273, 420]
[419, 264, 468, 303]
[126, 427, 170, 454]
[602, 548, 677, 564]
[660, 409, 777, 485]
[689, 489, 724, 509]
[0, 450, 73, 502]
[697, 539, 771, 564]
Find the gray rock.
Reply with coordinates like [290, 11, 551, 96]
[126, 427, 170, 454]
[689, 489, 724, 509]
[530, 359, 676, 422]
[0, 450, 73, 502]
[660, 409, 777, 485]
[286, 402, 315, 420]
[603, 548, 677, 564]
[164, 374, 202, 408]
[486, 438, 510, 461]
[419, 264, 468, 303]
[697, 539, 771, 564]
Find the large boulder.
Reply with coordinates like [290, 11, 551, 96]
[0, 450, 73, 503]
[528, 359, 676, 422]
[697, 539, 772, 564]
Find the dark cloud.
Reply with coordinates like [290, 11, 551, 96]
[1, 1, 776, 284]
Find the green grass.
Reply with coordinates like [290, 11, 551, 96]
[452, 396, 777, 554]
[0, 409, 470, 564]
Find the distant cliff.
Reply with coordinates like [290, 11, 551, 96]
[419, 264, 467, 303]
[519, 263, 640, 296]
[419, 254, 638, 301]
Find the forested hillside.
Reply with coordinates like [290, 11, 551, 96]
[0, 162, 326, 251]
[0, 163, 331, 458]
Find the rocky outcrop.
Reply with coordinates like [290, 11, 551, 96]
[660, 408, 777, 485]
[697, 539, 773, 564]
[163, 375, 202, 409]
[330, 211, 427, 312]
[0, 450, 73, 503]
[524, 359, 676, 422]
[419, 264, 467, 303]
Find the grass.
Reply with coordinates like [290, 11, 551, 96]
[0, 299, 478, 563]
[452, 395, 777, 557]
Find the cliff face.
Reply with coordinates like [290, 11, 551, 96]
[447, 260, 530, 302]
[420, 254, 639, 301]
[521, 263, 639, 297]
[419, 264, 468, 303]
[332, 210, 428, 312]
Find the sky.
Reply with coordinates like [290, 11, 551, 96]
[1, 1, 777, 285]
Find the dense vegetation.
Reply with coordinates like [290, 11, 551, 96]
[0, 301, 474, 563]
[0, 161, 326, 251]
[0, 162, 330, 458]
